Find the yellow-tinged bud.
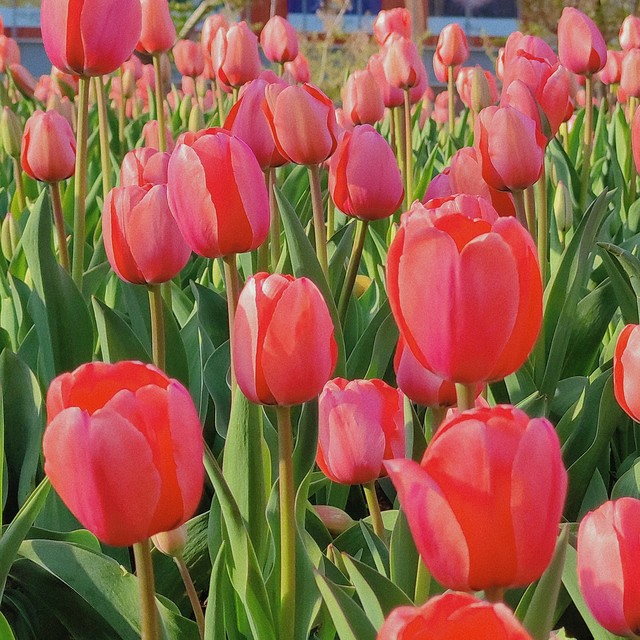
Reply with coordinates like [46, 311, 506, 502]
[152, 524, 188, 558]
[1, 107, 22, 159]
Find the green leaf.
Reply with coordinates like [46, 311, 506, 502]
[612, 457, 640, 499]
[598, 248, 639, 324]
[0, 611, 15, 639]
[598, 241, 640, 321]
[204, 543, 226, 640]
[389, 508, 419, 599]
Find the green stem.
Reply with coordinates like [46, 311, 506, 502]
[11, 157, 25, 213]
[94, 76, 112, 199]
[389, 105, 397, 159]
[395, 105, 405, 186]
[276, 405, 296, 640]
[174, 555, 205, 639]
[118, 68, 126, 158]
[269, 168, 281, 270]
[223, 253, 241, 395]
[448, 64, 455, 136]
[153, 54, 167, 153]
[133, 539, 160, 640]
[628, 97, 638, 208]
[404, 88, 413, 206]
[214, 77, 225, 125]
[337, 218, 368, 326]
[484, 586, 505, 604]
[579, 74, 593, 212]
[72, 75, 90, 289]
[512, 189, 527, 229]
[308, 164, 328, 278]
[258, 170, 270, 272]
[49, 182, 70, 272]
[327, 197, 335, 241]
[524, 184, 537, 243]
[414, 559, 431, 605]
[455, 383, 476, 411]
[430, 405, 448, 435]
[363, 480, 386, 544]
[534, 168, 548, 286]
[148, 284, 166, 371]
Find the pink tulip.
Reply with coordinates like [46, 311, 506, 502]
[368, 52, 404, 108]
[620, 14, 640, 51]
[260, 16, 298, 64]
[173, 39, 204, 78]
[373, 8, 411, 46]
[137, 0, 175, 54]
[503, 31, 557, 68]
[284, 52, 311, 84]
[341, 69, 385, 125]
[120, 147, 169, 187]
[621, 49, 640, 99]
[423, 169, 452, 201]
[213, 21, 262, 88]
[383, 34, 425, 90]
[435, 23, 469, 68]
[0, 35, 19, 73]
[599, 50, 624, 85]
[9, 63, 37, 98]
[142, 120, 174, 152]
[201, 13, 228, 56]
[455, 66, 497, 110]
[557, 7, 607, 76]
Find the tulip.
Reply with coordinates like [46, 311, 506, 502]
[368, 52, 404, 108]
[167, 129, 269, 259]
[455, 66, 497, 111]
[613, 324, 640, 420]
[387, 200, 542, 383]
[137, 0, 176, 54]
[314, 505, 355, 536]
[233, 272, 337, 406]
[317, 378, 404, 485]
[283, 52, 311, 84]
[621, 49, 640, 99]
[142, 120, 174, 152]
[599, 50, 624, 86]
[435, 23, 469, 68]
[633, 108, 640, 175]
[620, 14, 640, 51]
[341, 69, 385, 125]
[41, 0, 141, 77]
[378, 592, 534, 639]
[46, 95, 76, 131]
[201, 14, 228, 56]
[120, 147, 169, 187]
[382, 34, 425, 90]
[43, 360, 204, 547]
[213, 21, 262, 88]
[173, 39, 204, 78]
[9, 63, 37, 98]
[423, 169, 451, 201]
[373, 8, 412, 46]
[432, 90, 450, 124]
[0, 35, 19, 73]
[557, 7, 606, 76]
[260, 16, 298, 64]
[503, 31, 557, 68]
[152, 524, 188, 558]
[577, 498, 640, 637]
[385, 405, 567, 592]
[21, 110, 75, 183]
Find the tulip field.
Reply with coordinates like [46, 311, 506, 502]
[2, 0, 640, 638]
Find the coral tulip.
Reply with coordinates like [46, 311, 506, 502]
[167, 129, 269, 258]
[503, 31, 557, 68]
[435, 23, 469, 68]
[557, 7, 606, 76]
[577, 498, 640, 637]
[341, 69, 385, 126]
[613, 324, 640, 420]
[43, 361, 204, 547]
[599, 50, 623, 86]
[201, 14, 228, 56]
[41, 0, 142, 77]
[387, 200, 542, 383]
[385, 405, 567, 591]
[212, 21, 262, 88]
[173, 39, 204, 78]
[620, 49, 640, 99]
[103, 184, 191, 284]
[383, 34, 425, 90]
[0, 35, 19, 73]
[455, 66, 497, 110]
[373, 8, 412, 46]
[284, 53, 311, 84]
[9, 63, 37, 98]
[368, 52, 404, 108]
[329, 125, 403, 220]
[260, 16, 298, 64]
[120, 147, 169, 187]
[378, 592, 534, 639]
[142, 120, 174, 152]
[233, 272, 337, 406]
[633, 109, 640, 175]
[316, 378, 405, 485]
[21, 109, 76, 183]
[137, 0, 176, 54]
[620, 14, 640, 51]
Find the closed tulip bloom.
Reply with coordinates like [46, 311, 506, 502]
[475, 105, 545, 191]
[167, 129, 269, 258]
[43, 361, 204, 547]
[620, 15, 640, 51]
[9, 63, 37, 98]
[342, 70, 385, 125]
[137, 0, 175, 54]
[201, 13, 228, 56]
[387, 201, 542, 383]
[383, 34, 425, 90]
[0, 35, 19, 73]
[557, 7, 606, 76]
[173, 39, 204, 78]
[577, 498, 640, 637]
[317, 378, 405, 485]
[329, 125, 403, 220]
[103, 184, 190, 284]
[41, 0, 142, 77]
[263, 82, 339, 165]
[378, 592, 534, 640]
[621, 49, 640, 99]
[284, 52, 311, 84]
[213, 22, 261, 88]
[436, 23, 469, 68]
[142, 120, 174, 152]
[368, 52, 404, 108]
[455, 66, 497, 110]
[633, 109, 640, 175]
[385, 405, 567, 591]
[21, 109, 76, 183]
[613, 324, 640, 420]
[233, 273, 337, 406]
[432, 50, 456, 84]
[373, 8, 412, 46]
[260, 16, 298, 64]
[120, 147, 170, 187]
[423, 169, 452, 201]
[599, 50, 623, 85]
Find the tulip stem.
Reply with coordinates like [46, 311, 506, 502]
[72, 75, 90, 289]
[338, 219, 368, 326]
[11, 157, 25, 213]
[133, 539, 161, 640]
[404, 89, 413, 205]
[484, 586, 505, 604]
[276, 405, 296, 640]
[389, 106, 397, 159]
[524, 185, 537, 242]
[414, 559, 431, 605]
[579, 74, 593, 212]
[118, 68, 126, 158]
[512, 189, 527, 230]
[308, 164, 328, 278]
[153, 54, 167, 154]
[223, 253, 241, 395]
[148, 284, 166, 371]
[535, 168, 548, 286]
[327, 197, 335, 241]
[455, 383, 476, 412]
[447, 65, 455, 136]
[363, 481, 386, 544]
[49, 182, 69, 272]
[395, 106, 405, 188]
[214, 77, 225, 125]
[94, 76, 113, 199]
[269, 167, 281, 270]
[174, 555, 205, 639]
[627, 97, 637, 208]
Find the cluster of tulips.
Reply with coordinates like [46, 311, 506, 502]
[1, 0, 640, 638]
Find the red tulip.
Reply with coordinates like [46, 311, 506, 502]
[137, 0, 175, 54]
[21, 110, 76, 183]
[233, 273, 337, 406]
[0, 36, 19, 73]
[599, 50, 624, 86]
[43, 361, 204, 547]
[435, 23, 469, 68]
[173, 39, 204, 78]
[373, 8, 412, 46]
[614, 324, 640, 420]
[577, 498, 640, 637]
[283, 52, 311, 84]
[120, 147, 170, 187]
[103, 184, 190, 284]
[620, 14, 640, 51]
[387, 200, 542, 383]
[329, 125, 403, 220]
[41, 0, 142, 77]
[167, 129, 269, 258]
[475, 105, 545, 191]
[385, 405, 567, 591]
[341, 70, 385, 126]
[378, 592, 534, 639]
[621, 49, 640, 99]
[263, 82, 339, 165]
[383, 34, 425, 90]
[557, 7, 606, 76]
[317, 378, 404, 485]
[212, 21, 262, 88]
[260, 16, 298, 64]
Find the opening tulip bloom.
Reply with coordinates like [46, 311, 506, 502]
[341, 70, 385, 126]
[233, 273, 337, 406]
[120, 147, 170, 187]
[41, 0, 142, 77]
[316, 378, 405, 485]
[167, 129, 269, 258]
[557, 7, 607, 76]
[43, 361, 204, 547]
[378, 592, 534, 639]
[385, 405, 567, 592]
[387, 199, 542, 383]
[577, 498, 640, 637]
[373, 8, 412, 46]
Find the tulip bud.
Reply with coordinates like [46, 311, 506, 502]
[188, 103, 205, 132]
[553, 180, 573, 236]
[260, 16, 298, 64]
[152, 525, 188, 558]
[137, 0, 176, 55]
[313, 505, 355, 535]
[557, 7, 607, 76]
[1, 107, 22, 159]
[179, 94, 193, 125]
[471, 65, 494, 112]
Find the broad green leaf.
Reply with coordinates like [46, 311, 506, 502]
[0, 611, 15, 639]
[612, 457, 640, 500]
[598, 241, 640, 320]
[204, 543, 226, 640]
[202, 343, 231, 437]
[389, 508, 419, 599]
[598, 247, 638, 324]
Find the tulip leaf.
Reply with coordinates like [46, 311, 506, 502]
[293, 399, 319, 487]
[598, 241, 640, 321]
[314, 572, 377, 640]
[0, 611, 15, 639]
[364, 312, 399, 380]
[347, 302, 392, 379]
[204, 542, 227, 640]
[389, 508, 420, 599]
[598, 246, 639, 324]
[611, 457, 640, 500]
[203, 343, 231, 437]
